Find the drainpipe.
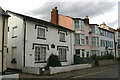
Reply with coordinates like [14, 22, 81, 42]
[114, 32, 116, 57]
[23, 18, 26, 67]
[2, 17, 6, 75]
[70, 32, 73, 65]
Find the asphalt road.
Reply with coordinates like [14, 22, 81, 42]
[20, 64, 119, 80]
[51, 64, 119, 79]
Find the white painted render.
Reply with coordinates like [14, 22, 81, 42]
[7, 12, 74, 70]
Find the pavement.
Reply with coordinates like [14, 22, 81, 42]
[19, 64, 119, 79]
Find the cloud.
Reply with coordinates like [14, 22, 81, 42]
[27, 1, 116, 21]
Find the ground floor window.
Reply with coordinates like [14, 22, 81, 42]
[35, 46, 46, 62]
[92, 50, 100, 56]
[58, 48, 67, 61]
[75, 49, 80, 56]
[86, 52, 89, 57]
[75, 49, 86, 58]
[82, 49, 85, 57]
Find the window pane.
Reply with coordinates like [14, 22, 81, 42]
[74, 20, 79, 29]
[75, 34, 80, 44]
[37, 28, 45, 38]
[58, 48, 67, 61]
[60, 32, 65, 41]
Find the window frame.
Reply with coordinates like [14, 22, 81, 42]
[59, 32, 66, 42]
[58, 47, 67, 62]
[35, 46, 46, 63]
[37, 27, 46, 40]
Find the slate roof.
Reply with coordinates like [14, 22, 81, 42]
[7, 10, 74, 32]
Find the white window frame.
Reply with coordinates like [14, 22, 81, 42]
[59, 32, 65, 42]
[37, 27, 45, 38]
[80, 34, 85, 45]
[58, 47, 67, 61]
[35, 46, 46, 62]
[80, 20, 84, 30]
[75, 34, 80, 44]
[74, 20, 79, 30]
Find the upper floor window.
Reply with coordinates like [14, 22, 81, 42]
[91, 26, 95, 33]
[86, 36, 89, 45]
[12, 26, 17, 38]
[80, 20, 84, 30]
[92, 37, 99, 46]
[91, 25, 99, 34]
[75, 34, 85, 45]
[81, 34, 85, 45]
[75, 34, 80, 44]
[37, 27, 45, 39]
[59, 32, 65, 42]
[74, 20, 84, 30]
[74, 20, 79, 29]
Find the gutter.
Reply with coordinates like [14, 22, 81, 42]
[23, 18, 26, 67]
[2, 17, 6, 75]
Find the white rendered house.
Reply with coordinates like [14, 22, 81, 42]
[6, 11, 74, 71]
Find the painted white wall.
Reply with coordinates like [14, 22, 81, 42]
[7, 12, 74, 70]
[25, 20, 74, 67]
[7, 12, 24, 69]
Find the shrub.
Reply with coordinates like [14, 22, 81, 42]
[91, 54, 115, 60]
[91, 54, 97, 60]
[45, 54, 61, 70]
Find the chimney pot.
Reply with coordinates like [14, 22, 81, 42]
[55, 7, 57, 10]
[85, 16, 88, 19]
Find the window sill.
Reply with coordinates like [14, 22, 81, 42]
[35, 61, 47, 63]
[60, 60, 68, 62]
[74, 29, 84, 31]
[37, 37, 46, 40]
[60, 40, 66, 42]
[11, 36, 17, 38]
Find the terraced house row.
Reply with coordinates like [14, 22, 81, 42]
[0, 7, 119, 74]
[50, 7, 115, 58]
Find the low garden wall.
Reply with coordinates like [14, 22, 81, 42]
[22, 67, 40, 75]
[49, 64, 91, 75]
[0, 74, 19, 80]
[98, 59, 116, 66]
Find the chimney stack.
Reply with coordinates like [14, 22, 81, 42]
[84, 16, 89, 24]
[51, 7, 58, 24]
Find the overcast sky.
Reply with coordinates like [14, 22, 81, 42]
[0, 0, 119, 29]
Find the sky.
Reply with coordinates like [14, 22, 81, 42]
[0, 0, 119, 29]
